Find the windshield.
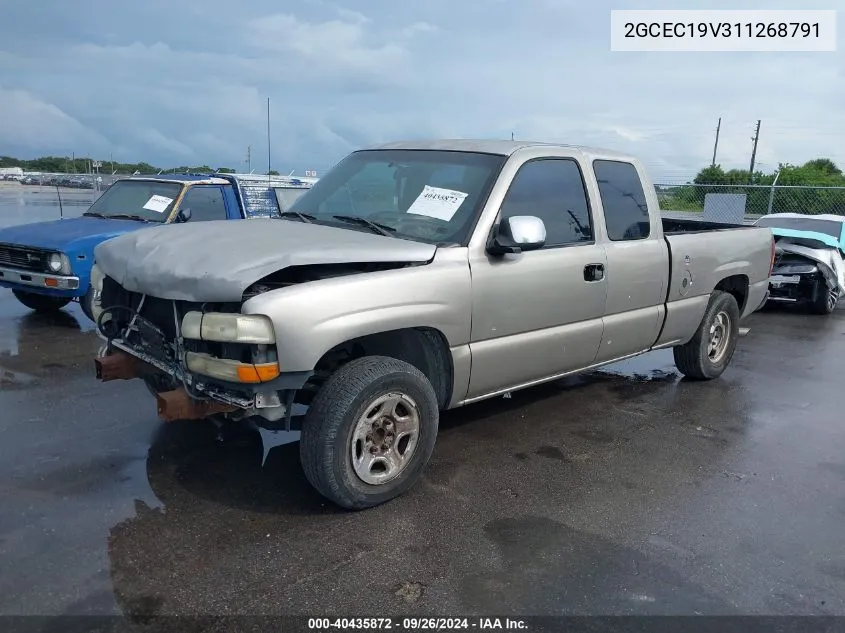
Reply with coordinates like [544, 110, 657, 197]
[756, 215, 843, 240]
[287, 149, 507, 244]
[85, 180, 183, 222]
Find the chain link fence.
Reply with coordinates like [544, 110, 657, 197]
[656, 183, 845, 225]
[7, 172, 845, 228]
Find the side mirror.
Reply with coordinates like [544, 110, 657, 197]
[489, 215, 546, 255]
[176, 207, 192, 223]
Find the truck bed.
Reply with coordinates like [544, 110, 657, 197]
[662, 217, 749, 234]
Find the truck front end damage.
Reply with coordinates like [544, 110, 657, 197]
[93, 273, 306, 427]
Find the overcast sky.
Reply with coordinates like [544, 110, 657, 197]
[0, 0, 842, 182]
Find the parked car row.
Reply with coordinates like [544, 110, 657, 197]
[0, 139, 836, 511]
[16, 175, 97, 188]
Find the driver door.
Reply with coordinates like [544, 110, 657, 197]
[466, 157, 608, 400]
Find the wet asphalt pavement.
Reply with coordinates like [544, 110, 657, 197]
[1, 293, 844, 618]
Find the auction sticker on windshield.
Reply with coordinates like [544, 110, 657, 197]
[142, 195, 174, 213]
[407, 186, 469, 221]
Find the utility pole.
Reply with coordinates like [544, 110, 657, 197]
[267, 97, 271, 183]
[711, 117, 721, 167]
[748, 119, 761, 184]
[246, 145, 251, 173]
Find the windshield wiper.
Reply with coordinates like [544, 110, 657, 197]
[82, 212, 107, 218]
[109, 214, 152, 223]
[278, 210, 316, 223]
[332, 215, 396, 237]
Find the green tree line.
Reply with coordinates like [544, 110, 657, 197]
[0, 155, 282, 176]
[660, 158, 845, 216]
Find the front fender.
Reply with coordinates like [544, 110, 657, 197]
[242, 249, 472, 373]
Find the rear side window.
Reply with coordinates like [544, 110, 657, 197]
[499, 158, 594, 247]
[593, 160, 651, 241]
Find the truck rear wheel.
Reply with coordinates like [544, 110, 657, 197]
[299, 355, 439, 510]
[12, 290, 72, 312]
[673, 290, 740, 381]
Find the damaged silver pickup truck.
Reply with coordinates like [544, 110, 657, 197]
[91, 139, 775, 509]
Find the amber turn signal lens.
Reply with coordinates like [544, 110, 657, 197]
[236, 363, 281, 383]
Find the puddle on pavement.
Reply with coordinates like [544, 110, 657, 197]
[0, 302, 100, 383]
[595, 348, 680, 382]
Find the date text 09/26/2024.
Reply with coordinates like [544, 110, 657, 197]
[307, 618, 528, 630]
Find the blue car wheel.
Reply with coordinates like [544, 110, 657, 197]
[12, 290, 72, 312]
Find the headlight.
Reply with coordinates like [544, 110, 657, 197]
[181, 311, 276, 344]
[48, 253, 68, 273]
[185, 352, 280, 384]
[90, 263, 105, 292]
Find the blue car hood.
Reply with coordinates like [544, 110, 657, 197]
[0, 216, 154, 252]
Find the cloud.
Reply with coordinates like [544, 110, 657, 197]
[0, 0, 842, 180]
[0, 87, 111, 155]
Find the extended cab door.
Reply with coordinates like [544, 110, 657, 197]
[589, 159, 668, 363]
[466, 157, 608, 400]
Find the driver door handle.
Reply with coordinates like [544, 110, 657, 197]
[584, 263, 605, 282]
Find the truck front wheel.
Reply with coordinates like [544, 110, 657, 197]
[299, 355, 440, 510]
[673, 290, 740, 381]
[12, 290, 72, 312]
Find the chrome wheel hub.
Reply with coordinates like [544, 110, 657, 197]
[351, 392, 420, 485]
[707, 310, 731, 363]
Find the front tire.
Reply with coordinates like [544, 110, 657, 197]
[299, 355, 439, 510]
[12, 289, 72, 312]
[673, 290, 740, 381]
[808, 277, 838, 315]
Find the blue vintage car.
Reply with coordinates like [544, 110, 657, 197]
[754, 212, 845, 315]
[0, 173, 315, 321]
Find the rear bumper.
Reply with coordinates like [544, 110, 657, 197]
[0, 265, 81, 295]
[765, 272, 818, 304]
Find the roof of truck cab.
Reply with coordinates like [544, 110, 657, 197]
[367, 138, 638, 160]
[124, 174, 230, 185]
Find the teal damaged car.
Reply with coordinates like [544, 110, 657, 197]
[755, 213, 845, 315]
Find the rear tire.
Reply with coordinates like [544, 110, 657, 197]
[808, 278, 838, 315]
[12, 289, 72, 312]
[673, 290, 740, 381]
[299, 355, 439, 510]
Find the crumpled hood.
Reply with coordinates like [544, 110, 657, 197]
[94, 218, 437, 302]
[0, 216, 149, 253]
[775, 240, 845, 297]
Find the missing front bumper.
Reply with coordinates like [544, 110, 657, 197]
[155, 388, 238, 422]
[93, 341, 256, 413]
